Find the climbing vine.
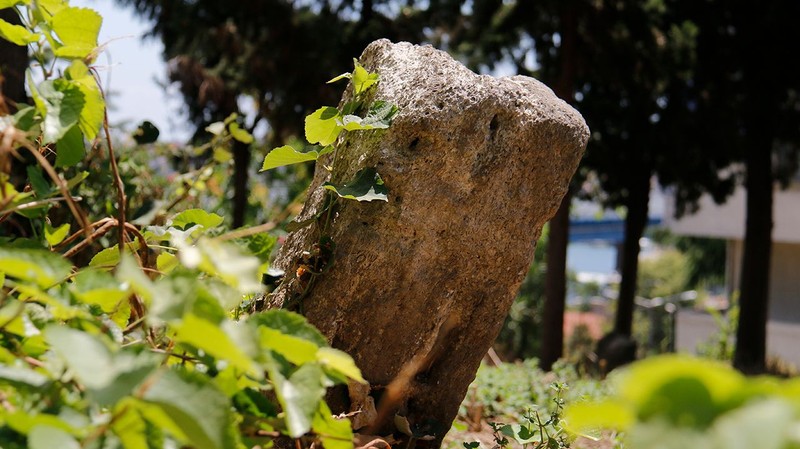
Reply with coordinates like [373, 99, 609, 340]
[260, 59, 398, 311]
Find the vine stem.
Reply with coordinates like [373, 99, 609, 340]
[21, 142, 92, 236]
[92, 69, 128, 254]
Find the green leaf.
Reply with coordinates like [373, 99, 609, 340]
[12, 104, 37, 131]
[174, 314, 261, 377]
[55, 125, 85, 167]
[363, 100, 399, 127]
[260, 144, 333, 171]
[564, 402, 635, 435]
[6, 413, 77, 436]
[352, 61, 379, 96]
[64, 60, 104, 140]
[139, 369, 237, 449]
[44, 326, 116, 389]
[51, 7, 102, 59]
[305, 106, 342, 146]
[89, 241, 139, 268]
[70, 269, 128, 312]
[269, 362, 327, 438]
[26, 165, 51, 198]
[0, 247, 72, 287]
[0, 364, 49, 388]
[327, 72, 351, 84]
[317, 347, 365, 383]
[323, 167, 389, 202]
[112, 403, 163, 449]
[37, 79, 84, 143]
[0, 0, 28, 9]
[229, 122, 254, 144]
[313, 401, 354, 449]
[249, 310, 328, 347]
[0, 18, 39, 46]
[28, 425, 80, 449]
[260, 326, 320, 366]
[170, 208, 224, 230]
[44, 222, 70, 246]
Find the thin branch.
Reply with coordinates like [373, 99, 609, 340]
[21, 142, 92, 236]
[63, 218, 117, 258]
[215, 221, 276, 241]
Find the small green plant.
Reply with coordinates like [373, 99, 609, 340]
[565, 354, 800, 449]
[488, 383, 572, 449]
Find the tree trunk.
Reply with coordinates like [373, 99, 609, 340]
[0, 8, 28, 108]
[613, 171, 650, 336]
[733, 100, 775, 375]
[232, 139, 250, 228]
[540, 190, 570, 370]
[539, 5, 578, 372]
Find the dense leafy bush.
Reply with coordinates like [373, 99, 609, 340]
[0, 3, 395, 448]
[566, 355, 800, 449]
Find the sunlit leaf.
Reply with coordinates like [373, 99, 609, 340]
[51, 7, 102, 60]
[139, 369, 237, 449]
[229, 122, 254, 144]
[327, 72, 351, 84]
[313, 401, 354, 449]
[174, 314, 261, 377]
[170, 208, 224, 230]
[44, 222, 70, 246]
[28, 425, 80, 449]
[89, 242, 139, 268]
[305, 106, 342, 146]
[317, 347, 365, 383]
[64, 60, 104, 140]
[249, 309, 327, 347]
[69, 269, 128, 313]
[268, 361, 327, 438]
[0, 18, 39, 45]
[37, 79, 84, 143]
[260, 326, 320, 366]
[323, 167, 388, 202]
[351, 60, 379, 96]
[0, 247, 71, 287]
[260, 144, 333, 171]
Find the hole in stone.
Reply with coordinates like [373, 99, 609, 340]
[409, 137, 420, 150]
[489, 114, 499, 140]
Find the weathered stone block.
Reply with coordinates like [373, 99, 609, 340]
[270, 39, 588, 445]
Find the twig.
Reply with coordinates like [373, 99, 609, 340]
[215, 221, 276, 241]
[63, 219, 117, 258]
[21, 142, 92, 236]
[92, 69, 128, 254]
[55, 217, 114, 251]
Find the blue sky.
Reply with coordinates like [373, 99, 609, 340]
[72, 0, 191, 141]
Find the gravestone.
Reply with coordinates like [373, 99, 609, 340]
[269, 39, 589, 447]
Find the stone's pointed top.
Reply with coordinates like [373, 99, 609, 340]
[359, 39, 589, 150]
[272, 39, 589, 447]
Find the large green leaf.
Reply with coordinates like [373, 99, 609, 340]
[313, 402, 354, 449]
[139, 369, 237, 449]
[169, 208, 224, 230]
[260, 326, 320, 366]
[269, 361, 327, 438]
[0, 17, 39, 45]
[55, 125, 85, 167]
[0, 0, 29, 9]
[44, 326, 116, 390]
[174, 314, 261, 377]
[249, 310, 328, 347]
[260, 145, 333, 171]
[0, 364, 50, 388]
[37, 79, 85, 143]
[69, 269, 128, 313]
[305, 106, 342, 146]
[323, 167, 389, 202]
[28, 425, 80, 449]
[0, 247, 72, 288]
[64, 60, 104, 140]
[317, 347, 364, 383]
[51, 7, 102, 59]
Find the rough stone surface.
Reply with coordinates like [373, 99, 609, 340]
[270, 39, 588, 445]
